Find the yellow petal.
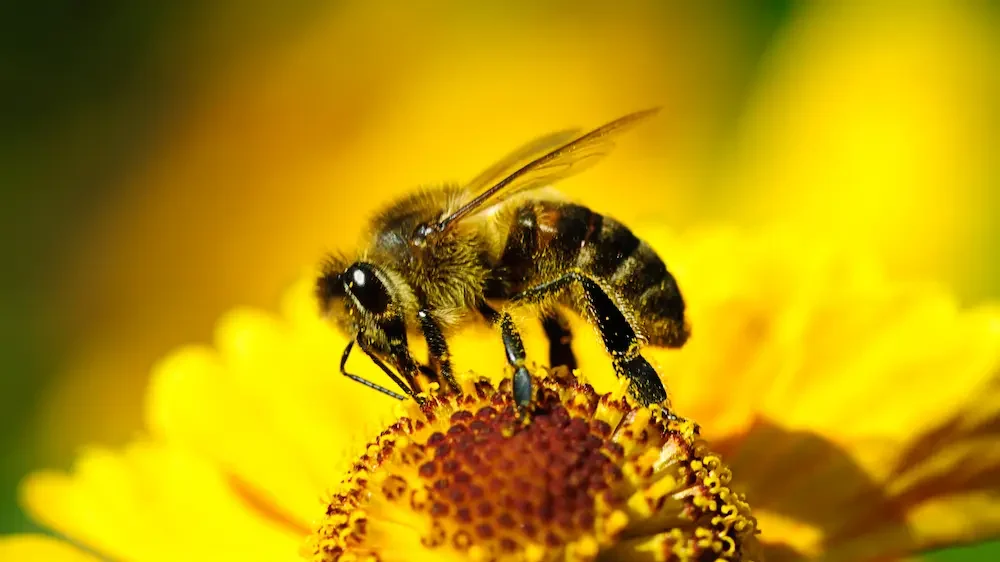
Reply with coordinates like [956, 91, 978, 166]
[20, 442, 302, 562]
[908, 493, 1000, 552]
[145, 277, 399, 526]
[725, 2, 996, 296]
[627, 226, 1000, 560]
[752, 509, 825, 560]
[763, 287, 1000, 438]
[0, 535, 99, 562]
[645, 227, 794, 436]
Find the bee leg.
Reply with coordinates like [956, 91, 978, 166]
[512, 272, 670, 408]
[500, 312, 534, 411]
[541, 311, 577, 371]
[417, 309, 460, 392]
[477, 302, 532, 410]
[340, 340, 408, 400]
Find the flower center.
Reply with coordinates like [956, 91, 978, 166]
[417, 402, 618, 551]
[307, 368, 759, 562]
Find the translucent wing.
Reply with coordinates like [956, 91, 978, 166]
[438, 108, 660, 232]
[462, 128, 581, 195]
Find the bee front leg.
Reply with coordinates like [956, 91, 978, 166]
[340, 340, 408, 400]
[416, 309, 460, 393]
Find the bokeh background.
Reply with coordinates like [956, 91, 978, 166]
[1, 1, 998, 559]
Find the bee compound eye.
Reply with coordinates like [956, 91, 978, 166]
[344, 263, 391, 315]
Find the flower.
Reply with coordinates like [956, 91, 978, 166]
[307, 369, 758, 562]
[4, 226, 1000, 561]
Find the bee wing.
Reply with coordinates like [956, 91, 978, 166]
[462, 128, 582, 196]
[438, 108, 660, 231]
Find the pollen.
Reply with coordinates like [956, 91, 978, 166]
[306, 368, 759, 562]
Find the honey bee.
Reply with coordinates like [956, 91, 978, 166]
[316, 108, 689, 411]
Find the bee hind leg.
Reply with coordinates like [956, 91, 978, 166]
[512, 272, 671, 409]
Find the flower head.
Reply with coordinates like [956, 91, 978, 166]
[308, 369, 757, 562]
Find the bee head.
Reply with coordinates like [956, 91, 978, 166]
[316, 256, 407, 352]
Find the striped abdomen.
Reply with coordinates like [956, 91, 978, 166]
[489, 200, 689, 347]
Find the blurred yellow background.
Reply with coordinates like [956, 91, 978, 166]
[1, 2, 997, 559]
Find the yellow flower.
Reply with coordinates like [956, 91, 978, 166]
[307, 370, 757, 561]
[4, 226, 1000, 561]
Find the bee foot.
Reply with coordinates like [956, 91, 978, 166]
[513, 366, 532, 410]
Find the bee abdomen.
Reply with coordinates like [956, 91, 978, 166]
[495, 201, 688, 348]
[574, 209, 640, 278]
[499, 202, 638, 278]
[615, 242, 688, 347]
[579, 209, 688, 348]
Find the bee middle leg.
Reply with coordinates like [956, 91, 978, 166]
[478, 302, 533, 410]
[512, 271, 670, 409]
